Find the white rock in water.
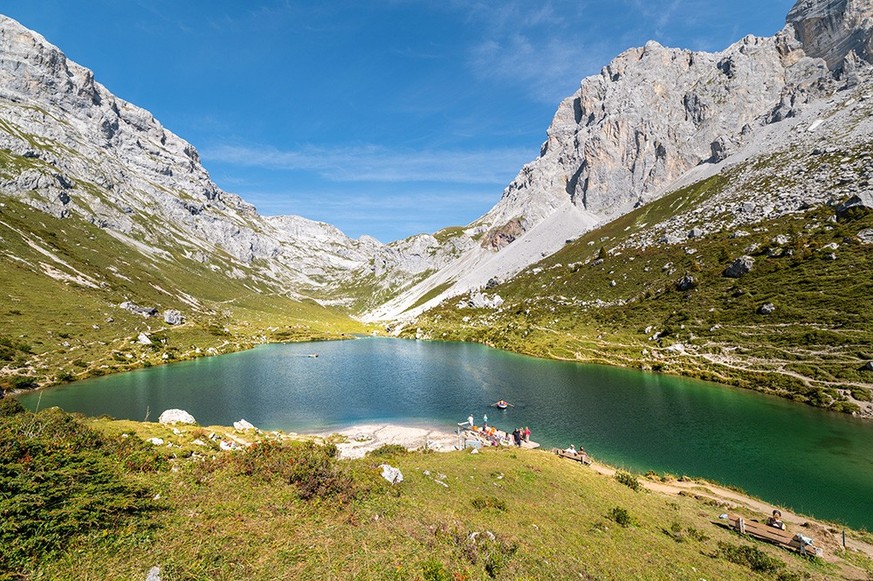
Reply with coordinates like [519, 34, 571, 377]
[233, 419, 255, 431]
[158, 409, 196, 425]
[380, 464, 404, 485]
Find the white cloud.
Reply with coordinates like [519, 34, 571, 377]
[457, 1, 615, 103]
[203, 143, 534, 185]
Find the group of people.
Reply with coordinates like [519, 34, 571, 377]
[463, 413, 530, 447]
[511, 426, 531, 446]
[564, 443, 586, 456]
[767, 509, 786, 530]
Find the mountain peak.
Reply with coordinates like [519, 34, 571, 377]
[787, 0, 873, 69]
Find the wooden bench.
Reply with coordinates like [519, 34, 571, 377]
[552, 448, 591, 465]
[727, 514, 822, 557]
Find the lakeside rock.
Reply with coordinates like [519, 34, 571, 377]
[158, 409, 197, 425]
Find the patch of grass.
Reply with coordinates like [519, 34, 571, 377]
[0, 403, 158, 575]
[716, 541, 786, 575]
[403, 280, 455, 313]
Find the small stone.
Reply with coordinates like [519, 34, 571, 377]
[758, 303, 776, 315]
[723, 256, 755, 278]
[676, 273, 697, 291]
[380, 464, 404, 484]
[163, 310, 184, 325]
[233, 419, 255, 431]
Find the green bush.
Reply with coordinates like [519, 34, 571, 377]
[615, 470, 641, 492]
[366, 444, 408, 458]
[607, 506, 633, 527]
[851, 387, 872, 402]
[228, 440, 356, 501]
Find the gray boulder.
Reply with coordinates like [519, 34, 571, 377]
[836, 192, 873, 217]
[163, 309, 184, 325]
[380, 464, 404, 485]
[758, 303, 776, 315]
[120, 301, 158, 317]
[676, 273, 697, 291]
[723, 256, 755, 278]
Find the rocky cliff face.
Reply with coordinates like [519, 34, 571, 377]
[788, 0, 873, 69]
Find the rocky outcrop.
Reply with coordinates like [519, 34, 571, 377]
[787, 0, 873, 70]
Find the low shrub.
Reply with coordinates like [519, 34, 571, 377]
[471, 496, 507, 512]
[615, 470, 641, 491]
[717, 541, 784, 574]
[366, 444, 408, 457]
[228, 440, 356, 501]
[607, 506, 633, 527]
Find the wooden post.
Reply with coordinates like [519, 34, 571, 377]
[737, 517, 746, 535]
[842, 530, 846, 549]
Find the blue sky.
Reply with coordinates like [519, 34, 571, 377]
[3, 1, 795, 242]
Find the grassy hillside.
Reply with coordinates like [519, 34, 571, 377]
[0, 196, 365, 394]
[3, 402, 870, 580]
[406, 175, 873, 415]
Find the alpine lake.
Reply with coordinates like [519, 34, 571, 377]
[17, 337, 873, 531]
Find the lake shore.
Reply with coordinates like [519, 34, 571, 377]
[313, 422, 873, 572]
[316, 423, 461, 459]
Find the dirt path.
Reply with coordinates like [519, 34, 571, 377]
[584, 459, 873, 577]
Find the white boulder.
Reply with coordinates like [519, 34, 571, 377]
[158, 409, 197, 425]
[233, 419, 255, 431]
[380, 464, 404, 485]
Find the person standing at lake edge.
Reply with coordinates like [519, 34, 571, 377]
[467, 414, 474, 428]
[524, 426, 530, 442]
[483, 413, 488, 428]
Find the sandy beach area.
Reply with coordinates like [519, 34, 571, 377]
[318, 423, 461, 459]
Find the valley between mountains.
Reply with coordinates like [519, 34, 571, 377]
[1, 0, 872, 419]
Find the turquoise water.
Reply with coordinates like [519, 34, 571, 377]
[17, 337, 873, 530]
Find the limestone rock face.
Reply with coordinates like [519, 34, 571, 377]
[478, 31, 823, 239]
[787, 0, 873, 70]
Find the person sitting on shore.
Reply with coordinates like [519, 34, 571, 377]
[565, 444, 576, 455]
[767, 509, 785, 530]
